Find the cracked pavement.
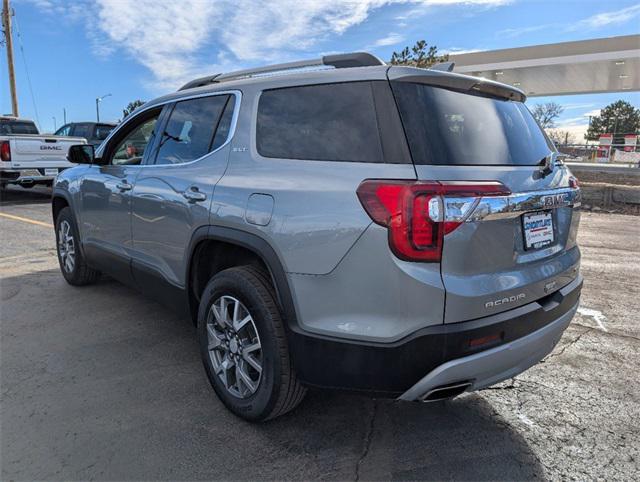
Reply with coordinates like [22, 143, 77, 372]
[1, 187, 639, 480]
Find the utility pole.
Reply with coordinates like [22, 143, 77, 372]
[95, 93, 111, 122]
[63, 108, 66, 124]
[2, 0, 19, 117]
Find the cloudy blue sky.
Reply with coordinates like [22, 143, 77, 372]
[1, 0, 639, 137]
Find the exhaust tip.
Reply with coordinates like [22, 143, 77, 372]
[420, 381, 472, 402]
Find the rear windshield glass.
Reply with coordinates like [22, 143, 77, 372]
[0, 120, 39, 135]
[257, 82, 383, 163]
[391, 82, 553, 166]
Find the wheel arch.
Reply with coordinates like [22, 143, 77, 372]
[51, 191, 71, 222]
[186, 226, 298, 329]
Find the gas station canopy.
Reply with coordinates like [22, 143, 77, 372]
[451, 35, 639, 97]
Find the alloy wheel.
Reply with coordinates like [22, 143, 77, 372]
[207, 295, 263, 398]
[58, 220, 76, 273]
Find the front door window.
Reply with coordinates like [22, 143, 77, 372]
[110, 116, 159, 165]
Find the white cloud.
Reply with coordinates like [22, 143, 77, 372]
[497, 24, 549, 38]
[371, 33, 405, 47]
[218, 1, 509, 62]
[93, 0, 223, 89]
[557, 117, 589, 127]
[583, 109, 602, 118]
[441, 47, 485, 55]
[562, 103, 596, 111]
[498, 3, 640, 39]
[568, 3, 640, 31]
[26, 0, 512, 90]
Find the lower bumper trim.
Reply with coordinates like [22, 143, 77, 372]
[398, 300, 577, 401]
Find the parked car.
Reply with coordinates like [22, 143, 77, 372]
[55, 122, 117, 147]
[0, 116, 86, 188]
[52, 52, 582, 421]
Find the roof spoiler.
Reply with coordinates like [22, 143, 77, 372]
[178, 52, 385, 91]
[429, 62, 455, 72]
[389, 67, 527, 102]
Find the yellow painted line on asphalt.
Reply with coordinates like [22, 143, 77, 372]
[0, 212, 53, 228]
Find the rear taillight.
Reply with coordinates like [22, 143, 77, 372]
[357, 180, 510, 262]
[0, 141, 10, 162]
[569, 176, 579, 189]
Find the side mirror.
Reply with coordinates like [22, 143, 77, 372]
[67, 144, 97, 164]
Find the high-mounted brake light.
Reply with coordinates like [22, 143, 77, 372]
[356, 180, 510, 262]
[0, 141, 10, 162]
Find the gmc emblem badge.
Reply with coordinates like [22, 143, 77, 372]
[542, 193, 568, 208]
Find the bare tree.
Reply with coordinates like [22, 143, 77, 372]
[531, 102, 564, 129]
[547, 129, 575, 146]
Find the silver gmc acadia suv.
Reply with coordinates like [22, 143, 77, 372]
[53, 52, 582, 421]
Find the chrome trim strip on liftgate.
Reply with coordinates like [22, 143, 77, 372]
[442, 187, 581, 224]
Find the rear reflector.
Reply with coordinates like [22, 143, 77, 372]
[357, 180, 510, 262]
[0, 141, 10, 162]
[469, 332, 503, 348]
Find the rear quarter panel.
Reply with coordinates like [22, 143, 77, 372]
[212, 77, 417, 276]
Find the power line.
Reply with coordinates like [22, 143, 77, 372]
[12, 10, 40, 129]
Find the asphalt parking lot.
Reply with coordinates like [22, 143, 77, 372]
[1, 185, 639, 480]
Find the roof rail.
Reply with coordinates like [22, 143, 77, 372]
[177, 52, 385, 91]
[178, 74, 222, 91]
[429, 61, 455, 72]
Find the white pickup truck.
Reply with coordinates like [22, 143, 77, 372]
[0, 116, 86, 188]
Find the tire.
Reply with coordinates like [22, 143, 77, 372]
[55, 207, 100, 286]
[197, 266, 306, 422]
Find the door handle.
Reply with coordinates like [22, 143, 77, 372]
[116, 181, 132, 191]
[183, 186, 207, 203]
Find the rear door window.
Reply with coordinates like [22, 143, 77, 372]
[391, 82, 554, 166]
[153, 94, 230, 165]
[257, 82, 384, 163]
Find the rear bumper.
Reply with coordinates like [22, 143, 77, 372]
[0, 169, 58, 185]
[289, 275, 582, 396]
[399, 298, 576, 400]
